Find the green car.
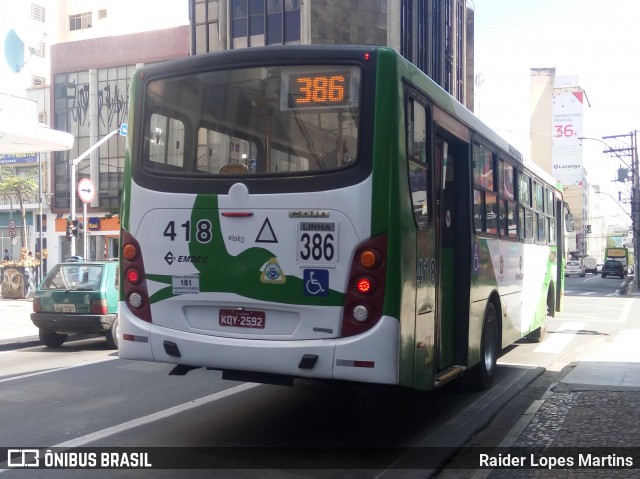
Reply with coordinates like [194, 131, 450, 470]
[31, 259, 119, 348]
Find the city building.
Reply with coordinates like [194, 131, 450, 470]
[530, 67, 607, 260]
[4, 0, 475, 270]
[1, 3, 73, 275]
[0, 1, 190, 270]
[191, 0, 475, 110]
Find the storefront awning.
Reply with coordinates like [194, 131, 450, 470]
[0, 92, 74, 154]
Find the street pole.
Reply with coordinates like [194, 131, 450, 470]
[602, 132, 639, 288]
[38, 152, 43, 283]
[69, 128, 119, 257]
[633, 131, 639, 288]
[578, 134, 639, 286]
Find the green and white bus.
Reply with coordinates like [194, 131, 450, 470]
[119, 46, 565, 391]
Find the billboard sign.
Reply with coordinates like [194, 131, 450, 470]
[0, 153, 38, 164]
[551, 90, 584, 186]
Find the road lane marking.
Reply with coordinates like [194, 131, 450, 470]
[558, 297, 635, 323]
[53, 382, 261, 448]
[533, 322, 585, 354]
[619, 297, 634, 323]
[0, 357, 117, 383]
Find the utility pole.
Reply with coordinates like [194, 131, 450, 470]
[602, 132, 639, 288]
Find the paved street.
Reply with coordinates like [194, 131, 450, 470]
[1, 275, 638, 477]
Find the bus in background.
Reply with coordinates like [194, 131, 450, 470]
[118, 46, 568, 391]
[605, 246, 630, 275]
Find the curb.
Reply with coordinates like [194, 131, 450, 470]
[0, 336, 41, 352]
[382, 365, 545, 478]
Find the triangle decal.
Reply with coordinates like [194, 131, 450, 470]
[256, 218, 278, 243]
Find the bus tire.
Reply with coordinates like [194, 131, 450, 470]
[528, 324, 546, 343]
[528, 290, 553, 343]
[471, 302, 499, 390]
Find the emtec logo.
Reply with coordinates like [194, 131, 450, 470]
[8, 449, 39, 467]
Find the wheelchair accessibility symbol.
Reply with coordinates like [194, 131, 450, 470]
[303, 269, 329, 296]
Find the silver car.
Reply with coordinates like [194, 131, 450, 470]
[565, 260, 586, 277]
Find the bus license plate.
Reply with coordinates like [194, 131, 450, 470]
[219, 309, 265, 329]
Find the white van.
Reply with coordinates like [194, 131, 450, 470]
[582, 257, 598, 274]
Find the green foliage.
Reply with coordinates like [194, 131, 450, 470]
[0, 166, 38, 200]
[0, 165, 40, 248]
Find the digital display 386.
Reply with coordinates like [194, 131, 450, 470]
[288, 72, 351, 108]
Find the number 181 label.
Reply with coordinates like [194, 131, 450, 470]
[172, 275, 200, 295]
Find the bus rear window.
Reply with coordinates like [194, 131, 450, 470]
[142, 65, 361, 177]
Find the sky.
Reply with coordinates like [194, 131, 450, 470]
[472, 0, 640, 227]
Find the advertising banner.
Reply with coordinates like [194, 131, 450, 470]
[0, 153, 38, 164]
[551, 91, 584, 186]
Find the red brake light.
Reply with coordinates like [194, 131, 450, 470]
[356, 276, 374, 294]
[341, 235, 387, 337]
[121, 228, 152, 323]
[126, 268, 141, 284]
[33, 298, 42, 313]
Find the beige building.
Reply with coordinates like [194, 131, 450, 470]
[530, 67, 606, 260]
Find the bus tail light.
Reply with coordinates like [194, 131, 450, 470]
[341, 235, 387, 337]
[121, 228, 152, 323]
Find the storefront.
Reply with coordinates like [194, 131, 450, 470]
[55, 215, 120, 261]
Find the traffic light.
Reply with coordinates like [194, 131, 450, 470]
[586, 224, 592, 234]
[66, 219, 78, 239]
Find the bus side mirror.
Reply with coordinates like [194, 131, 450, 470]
[565, 213, 574, 232]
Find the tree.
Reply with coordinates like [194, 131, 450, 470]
[0, 166, 38, 250]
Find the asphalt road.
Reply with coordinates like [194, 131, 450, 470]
[0, 273, 632, 478]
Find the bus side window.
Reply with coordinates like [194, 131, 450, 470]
[407, 97, 430, 229]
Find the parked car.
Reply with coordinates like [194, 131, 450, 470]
[582, 257, 598, 274]
[31, 260, 119, 348]
[601, 259, 625, 279]
[565, 260, 585, 277]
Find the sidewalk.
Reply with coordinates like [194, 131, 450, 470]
[0, 297, 41, 350]
[467, 280, 640, 478]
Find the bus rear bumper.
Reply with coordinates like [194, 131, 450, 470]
[118, 308, 400, 386]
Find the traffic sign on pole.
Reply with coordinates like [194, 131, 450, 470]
[77, 178, 96, 204]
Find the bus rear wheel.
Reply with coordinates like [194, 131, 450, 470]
[471, 302, 499, 390]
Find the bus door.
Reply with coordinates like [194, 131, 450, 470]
[433, 130, 471, 378]
[407, 97, 436, 390]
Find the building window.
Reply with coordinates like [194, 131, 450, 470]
[231, 0, 300, 49]
[69, 12, 92, 31]
[53, 66, 133, 209]
[32, 75, 46, 87]
[31, 3, 45, 22]
[193, 0, 221, 54]
[98, 9, 107, 20]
